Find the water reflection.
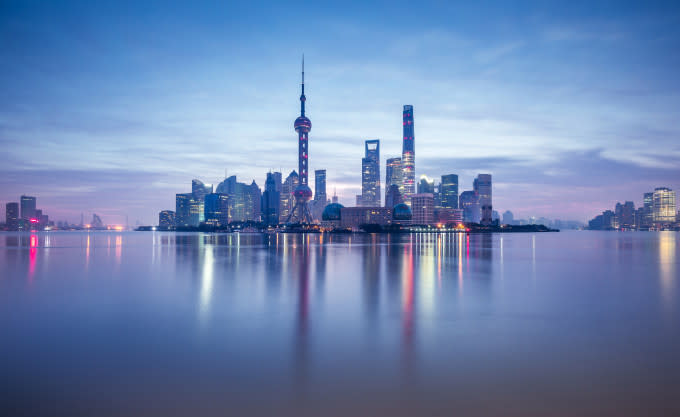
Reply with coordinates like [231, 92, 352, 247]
[659, 232, 677, 312]
[2, 231, 680, 416]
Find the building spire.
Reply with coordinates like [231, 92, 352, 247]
[300, 54, 306, 117]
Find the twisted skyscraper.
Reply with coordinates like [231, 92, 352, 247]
[287, 56, 313, 223]
[401, 105, 416, 203]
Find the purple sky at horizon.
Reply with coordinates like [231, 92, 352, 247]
[2, 1, 680, 225]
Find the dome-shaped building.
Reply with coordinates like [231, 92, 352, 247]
[322, 203, 344, 221]
[393, 203, 412, 224]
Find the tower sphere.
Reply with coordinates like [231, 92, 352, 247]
[293, 184, 313, 202]
[294, 116, 311, 133]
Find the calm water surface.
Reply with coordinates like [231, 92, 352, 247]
[1, 231, 679, 416]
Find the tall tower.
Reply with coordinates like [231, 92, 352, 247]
[288, 56, 313, 223]
[361, 139, 381, 207]
[401, 105, 415, 203]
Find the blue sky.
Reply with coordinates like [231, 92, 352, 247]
[1, 0, 679, 225]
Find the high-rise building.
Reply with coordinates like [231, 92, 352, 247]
[615, 201, 635, 228]
[288, 56, 313, 223]
[216, 175, 237, 195]
[5, 202, 19, 231]
[643, 192, 654, 227]
[191, 179, 213, 223]
[262, 173, 281, 226]
[272, 172, 282, 193]
[314, 169, 327, 204]
[440, 174, 459, 209]
[158, 210, 175, 228]
[653, 187, 676, 225]
[361, 139, 380, 207]
[417, 175, 434, 194]
[247, 181, 262, 222]
[20, 196, 36, 220]
[459, 191, 480, 223]
[474, 174, 492, 225]
[280, 170, 299, 222]
[175, 193, 193, 227]
[502, 210, 514, 225]
[385, 157, 402, 203]
[411, 193, 434, 225]
[401, 105, 415, 203]
[204, 193, 229, 226]
[385, 184, 403, 208]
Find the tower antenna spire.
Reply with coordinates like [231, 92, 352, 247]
[300, 54, 306, 117]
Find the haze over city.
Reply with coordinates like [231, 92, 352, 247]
[2, 1, 680, 225]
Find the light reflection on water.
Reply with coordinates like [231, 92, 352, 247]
[0, 231, 679, 416]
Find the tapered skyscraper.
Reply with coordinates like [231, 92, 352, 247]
[287, 56, 313, 223]
[401, 105, 415, 202]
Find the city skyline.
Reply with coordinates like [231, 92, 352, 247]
[2, 2, 680, 225]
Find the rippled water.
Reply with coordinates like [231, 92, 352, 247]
[1, 231, 679, 416]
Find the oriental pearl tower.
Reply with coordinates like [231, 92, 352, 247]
[287, 56, 313, 223]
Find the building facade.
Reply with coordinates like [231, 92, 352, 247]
[262, 172, 281, 226]
[459, 191, 480, 223]
[401, 105, 415, 202]
[411, 193, 434, 225]
[440, 174, 459, 209]
[280, 170, 299, 222]
[175, 193, 193, 227]
[361, 139, 381, 207]
[474, 174, 492, 225]
[340, 207, 392, 230]
[653, 187, 676, 225]
[5, 202, 19, 231]
[191, 179, 213, 223]
[385, 184, 403, 208]
[20, 195, 36, 220]
[204, 193, 229, 226]
[158, 210, 175, 229]
[417, 175, 435, 194]
[385, 157, 402, 203]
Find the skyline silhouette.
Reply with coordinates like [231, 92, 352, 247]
[2, 1, 679, 225]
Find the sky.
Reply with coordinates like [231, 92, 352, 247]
[1, 0, 680, 225]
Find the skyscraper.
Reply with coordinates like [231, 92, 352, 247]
[459, 191, 480, 223]
[385, 157, 402, 202]
[417, 175, 434, 194]
[20, 195, 36, 220]
[5, 202, 19, 231]
[361, 139, 381, 207]
[262, 172, 281, 226]
[175, 193, 193, 227]
[280, 170, 299, 222]
[440, 174, 459, 209]
[204, 193, 229, 226]
[653, 187, 676, 225]
[247, 181, 262, 221]
[643, 192, 654, 227]
[502, 210, 514, 225]
[474, 174, 492, 225]
[401, 105, 415, 202]
[191, 179, 212, 223]
[288, 56, 313, 223]
[385, 184, 403, 208]
[314, 169, 327, 204]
